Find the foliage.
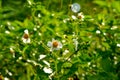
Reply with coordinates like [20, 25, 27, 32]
[0, 0, 120, 80]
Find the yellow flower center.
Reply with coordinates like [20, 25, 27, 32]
[68, 77, 73, 80]
[23, 33, 29, 39]
[53, 41, 58, 48]
[78, 15, 82, 19]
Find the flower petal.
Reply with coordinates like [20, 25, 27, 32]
[43, 67, 53, 74]
[47, 41, 52, 47]
[58, 42, 62, 48]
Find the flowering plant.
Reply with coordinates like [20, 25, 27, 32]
[0, 0, 120, 80]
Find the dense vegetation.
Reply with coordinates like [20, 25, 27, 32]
[0, 0, 120, 80]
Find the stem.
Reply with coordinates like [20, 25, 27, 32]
[65, 49, 79, 61]
[55, 60, 59, 80]
[47, 0, 50, 10]
[52, 52, 60, 80]
[60, 0, 63, 10]
[70, 0, 72, 4]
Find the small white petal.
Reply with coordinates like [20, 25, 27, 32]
[18, 56, 22, 60]
[5, 30, 10, 34]
[78, 12, 85, 21]
[38, 13, 41, 18]
[43, 67, 53, 74]
[92, 64, 96, 67]
[114, 56, 117, 60]
[102, 22, 105, 26]
[66, 18, 70, 21]
[27, 59, 31, 62]
[103, 33, 107, 35]
[34, 28, 37, 31]
[54, 48, 59, 50]
[38, 32, 42, 36]
[58, 42, 63, 48]
[117, 44, 120, 47]
[72, 15, 77, 20]
[37, 25, 40, 28]
[51, 13, 55, 16]
[49, 72, 55, 80]
[8, 72, 12, 76]
[10, 47, 14, 52]
[63, 49, 69, 55]
[27, 38, 31, 43]
[7, 22, 11, 25]
[73, 39, 78, 51]
[50, 48, 53, 52]
[82, 73, 85, 76]
[22, 38, 30, 44]
[11, 26, 15, 30]
[4, 77, 9, 80]
[88, 62, 91, 66]
[114, 61, 118, 65]
[28, 0, 32, 5]
[96, 30, 101, 34]
[43, 60, 50, 67]
[63, 19, 67, 23]
[111, 26, 118, 30]
[47, 41, 52, 47]
[38, 54, 46, 60]
[24, 29, 29, 34]
[52, 38, 55, 41]
[62, 40, 66, 43]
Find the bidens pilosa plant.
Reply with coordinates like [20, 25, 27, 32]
[0, 0, 120, 80]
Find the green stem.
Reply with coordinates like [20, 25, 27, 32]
[47, 0, 50, 10]
[60, 0, 63, 10]
[55, 60, 58, 79]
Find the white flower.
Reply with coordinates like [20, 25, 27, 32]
[22, 29, 30, 44]
[71, 3, 80, 13]
[78, 12, 85, 21]
[47, 39, 62, 51]
[43, 67, 53, 74]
